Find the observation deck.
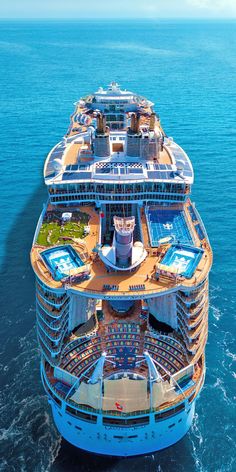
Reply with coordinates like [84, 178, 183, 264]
[31, 201, 212, 299]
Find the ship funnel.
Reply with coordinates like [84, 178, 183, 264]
[94, 112, 110, 158]
[96, 112, 106, 134]
[127, 113, 141, 157]
[129, 112, 140, 134]
[149, 112, 156, 131]
[130, 113, 136, 133]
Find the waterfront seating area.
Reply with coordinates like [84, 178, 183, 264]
[104, 324, 141, 368]
[60, 322, 144, 377]
[56, 326, 190, 384]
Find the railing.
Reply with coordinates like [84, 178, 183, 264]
[36, 282, 68, 307]
[191, 203, 210, 245]
[177, 310, 207, 338]
[32, 203, 48, 245]
[36, 295, 69, 319]
[37, 324, 68, 355]
[178, 320, 200, 349]
[183, 207, 198, 246]
[38, 337, 57, 366]
[36, 304, 68, 332]
[36, 278, 65, 296]
[177, 283, 207, 304]
[136, 206, 144, 244]
[178, 304, 207, 329]
[41, 362, 199, 419]
[176, 295, 208, 317]
[49, 193, 186, 205]
[37, 314, 68, 341]
[48, 187, 187, 196]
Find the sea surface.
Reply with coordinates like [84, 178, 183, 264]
[0, 19, 235, 472]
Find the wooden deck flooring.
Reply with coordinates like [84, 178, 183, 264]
[31, 203, 212, 296]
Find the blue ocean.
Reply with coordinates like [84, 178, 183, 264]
[0, 20, 235, 472]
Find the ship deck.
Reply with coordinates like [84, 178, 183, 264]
[31, 202, 212, 297]
[36, 84, 210, 421]
[44, 301, 204, 414]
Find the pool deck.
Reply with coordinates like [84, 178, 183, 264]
[31, 202, 212, 297]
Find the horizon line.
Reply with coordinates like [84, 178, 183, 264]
[0, 17, 236, 21]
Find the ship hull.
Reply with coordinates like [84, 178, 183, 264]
[49, 396, 196, 457]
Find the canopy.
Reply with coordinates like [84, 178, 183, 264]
[103, 378, 149, 413]
[70, 382, 101, 410]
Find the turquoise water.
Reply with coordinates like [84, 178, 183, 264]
[0, 19, 235, 472]
[41, 246, 84, 281]
[161, 245, 203, 278]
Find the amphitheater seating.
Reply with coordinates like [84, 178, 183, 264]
[106, 345, 139, 369]
[105, 332, 141, 343]
[144, 334, 187, 375]
[107, 322, 140, 334]
[60, 336, 102, 368]
[59, 323, 188, 382]
[72, 352, 102, 377]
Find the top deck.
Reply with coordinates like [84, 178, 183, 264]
[31, 200, 212, 299]
[44, 83, 193, 186]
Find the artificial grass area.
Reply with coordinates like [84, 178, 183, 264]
[37, 217, 89, 247]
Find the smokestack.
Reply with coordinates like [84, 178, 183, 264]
[96, 112, 106, 134]
[94, 112, 110, 157]
[130, 113, 136, 133]
[127, 112, 141, 157]
[150, 113, 155, 131]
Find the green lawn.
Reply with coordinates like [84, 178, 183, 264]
[37, 220, 88, 247]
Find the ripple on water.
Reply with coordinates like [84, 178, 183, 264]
[0, 328, 61, 471]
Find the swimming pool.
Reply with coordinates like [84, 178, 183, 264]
[147, 209, 192, 247]
[41, 245, 84, 281]
[161, 244, 203, 278]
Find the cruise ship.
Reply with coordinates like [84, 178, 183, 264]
[31, 82, 212, 456]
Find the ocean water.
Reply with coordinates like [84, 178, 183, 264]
[0, 19, 235, 472]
